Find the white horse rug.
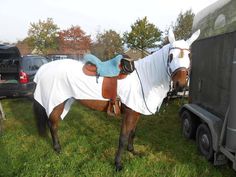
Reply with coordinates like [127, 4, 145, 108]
[34, 30, 200, 119]
[34, 49, 169, 120]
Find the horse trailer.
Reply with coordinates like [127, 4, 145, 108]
[180, 0, 236, 170]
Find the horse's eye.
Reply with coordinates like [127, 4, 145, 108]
[169, 54, 173, 63]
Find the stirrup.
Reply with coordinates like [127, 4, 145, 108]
[107, 98, 121, 117]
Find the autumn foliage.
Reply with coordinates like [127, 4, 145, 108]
[58, 26, 92, 56]
[28, 18, 59, 55]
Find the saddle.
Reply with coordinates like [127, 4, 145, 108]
[83, 54, 135, 117]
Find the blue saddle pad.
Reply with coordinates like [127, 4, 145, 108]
[83, 54, 123, 77]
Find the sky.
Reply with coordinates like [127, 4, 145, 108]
[0, 0, 218, 43]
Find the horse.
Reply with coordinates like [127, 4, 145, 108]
[33, 29, 200, 171]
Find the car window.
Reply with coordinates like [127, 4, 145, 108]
[31, 58, 43, 70]
[22, 56, 48, 71]
[41, 58, 48, 64]
[22, 58, 32, 71]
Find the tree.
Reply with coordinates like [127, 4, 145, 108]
[58, 26, 92, 55]
[16, 37, 34, 55]
[28, 18, 59, 55]
[91, 30, 124, 60]
[173, 9, 195, 40]
[123, 17, 162, 57]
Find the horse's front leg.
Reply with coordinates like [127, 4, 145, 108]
[127, 129, 136, 153]
[48, 103, 64, 153]
[115, 108, 140, 171]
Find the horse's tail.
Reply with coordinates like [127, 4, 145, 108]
[33, 100, 48, 136]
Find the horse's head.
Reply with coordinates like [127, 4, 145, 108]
[167, 29, 200, 92]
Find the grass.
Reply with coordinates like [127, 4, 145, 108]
[0, 98, 235, 177]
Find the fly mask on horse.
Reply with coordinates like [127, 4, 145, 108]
[167, 29, 200, 92]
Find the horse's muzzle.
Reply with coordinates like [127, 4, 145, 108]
[174, 81, 186, 92]
[171, 68, 189, 92]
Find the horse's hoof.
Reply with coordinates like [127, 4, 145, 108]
[54, 145, 61, 153]
[115, 161, 123, 171]
[55, 149, 61, 153]
[115, 165, 123, 172]
[54, 148, 61, 153]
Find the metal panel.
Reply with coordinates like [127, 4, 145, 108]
[190, 31, 236, 119]
[192, 0, 236, 40]
[226, 49, 236, 152]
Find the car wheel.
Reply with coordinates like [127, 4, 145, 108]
[181, 110, 197, 139]
[196, 123, 214, 161]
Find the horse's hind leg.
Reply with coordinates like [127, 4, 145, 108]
[115, 107, 140, 171]
[48, 103, 64, 153]
[33, 100, 48, 136]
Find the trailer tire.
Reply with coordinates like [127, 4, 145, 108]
[196, 124, 213, 161]
[181, 110, 197, 139]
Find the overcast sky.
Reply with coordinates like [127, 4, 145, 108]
[0, 0, 218, 43]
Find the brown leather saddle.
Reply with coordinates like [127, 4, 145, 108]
[82, 55, 135, 116]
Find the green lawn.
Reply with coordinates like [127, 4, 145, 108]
[0, 98, 235, 177]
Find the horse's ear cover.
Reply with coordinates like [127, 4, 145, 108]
[168, 29, 176, 44]
[186, 29, 201, 46]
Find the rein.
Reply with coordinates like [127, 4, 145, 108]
[135, 68, 155, 115]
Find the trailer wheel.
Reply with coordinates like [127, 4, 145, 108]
[181, 110, 197, 139]
[196, 124, 213, 161]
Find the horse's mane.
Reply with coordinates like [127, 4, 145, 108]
[134, 44, 171, 87]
